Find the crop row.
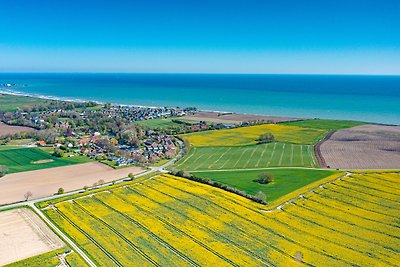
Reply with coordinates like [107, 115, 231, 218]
[175, 143, 316, 171]
[44, 172, 400, 266]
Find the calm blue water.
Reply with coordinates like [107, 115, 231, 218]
[0, 73, 399, 125]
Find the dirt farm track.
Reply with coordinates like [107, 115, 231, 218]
[0, 162, 145, 205]
[319, 125, 400, 169]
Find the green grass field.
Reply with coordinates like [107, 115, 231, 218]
[134, 117, 202, 129]
[0, 147, 91, 173]
[281, 119, 367, 131]
[0, 94, 53, 112]
[195, 168, 336, 201]
[5, 248, 67, 267]
[175, 142, 317, 171]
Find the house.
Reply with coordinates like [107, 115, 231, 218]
[36, 140, 46, 146]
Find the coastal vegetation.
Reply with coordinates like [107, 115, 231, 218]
[40, 172, 400, 266]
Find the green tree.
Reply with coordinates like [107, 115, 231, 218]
[258, 132, 275, 143]
[255, 173, 274, 184]
[57, 188, 64, 194]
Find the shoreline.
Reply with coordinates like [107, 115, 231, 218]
[0, 89, 296, 121]
[0, 88, 397, 126]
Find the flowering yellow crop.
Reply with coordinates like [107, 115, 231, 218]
[179, 123, 326, 146]
[44, 172, 400, 267]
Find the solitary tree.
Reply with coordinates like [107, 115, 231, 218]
[57, 188, 64, 194]
[257, 132, 275, 144]
[24, 191, 33, 201]
[255, 173, 274, 184]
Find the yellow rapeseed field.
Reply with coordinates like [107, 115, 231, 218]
[43, 171, 400, 266]
[179, 123, 326, 146]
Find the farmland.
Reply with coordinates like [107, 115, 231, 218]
[281, 119, 367, 131]
[0, 146, 91, 173]
[174, 143, 318, 171]
[319, 124, 400, 169]
[180, 123, 326, 146]
[194, 168, 337, 202]
[0, 208, 65, 266]
[41, 172, 400, 266]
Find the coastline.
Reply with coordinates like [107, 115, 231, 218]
[0, 89, 299, 122]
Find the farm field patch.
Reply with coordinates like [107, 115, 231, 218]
[0, 147, 91, 173]
[0, 208, 65, 266]
[174, 143, 317, 171]
[319, 125, 400, 169]
[0, 162, 145, 205]
[194, 168, 337, 202]
[281, 119, 367, 131]
[41, 172, 400, 266]
[180, 123, 326, 146]
[0, 122, 35, 137]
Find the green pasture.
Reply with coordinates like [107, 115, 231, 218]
[0, 147, 91, 173]
[195, 168, 336, 202]
[174, 142, 317, 171]
[281, 119, 367, 131]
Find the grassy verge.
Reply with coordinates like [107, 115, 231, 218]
[4, 248, 67, 267]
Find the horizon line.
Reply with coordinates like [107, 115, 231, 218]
[0, 71, 400, 77]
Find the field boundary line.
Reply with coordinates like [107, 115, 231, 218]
[28, 204, 97, 267]
[261, 172, 350, 213]
[189, 166, 323, 173]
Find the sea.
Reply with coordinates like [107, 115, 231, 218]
[0, 73, 399, 125]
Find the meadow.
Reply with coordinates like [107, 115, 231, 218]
[41, 172, 400, 266]
[0, 94, 53, 112]
[0, 147, 91, 173]
[174, 143, 318, 171]
[281, 119, 367, 131]
[180, 123, 326, 146]
[134, 117, 200, 128]
[194, 168, 337, 201]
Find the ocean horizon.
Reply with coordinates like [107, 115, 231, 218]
[0, 73, 399, 125]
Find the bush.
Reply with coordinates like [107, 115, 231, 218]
[128, 173, 134, 178]
[57, 187, 64, 194]
[254, 173, 274, 184]
[52, 149, 64, 158]
[0, 165, 8, 177]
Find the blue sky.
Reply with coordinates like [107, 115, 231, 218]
[0, 0, 399, 74]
